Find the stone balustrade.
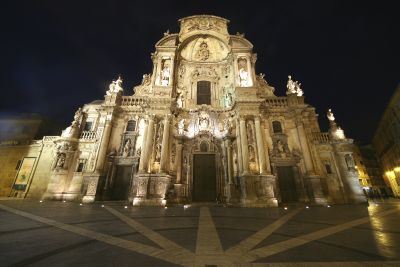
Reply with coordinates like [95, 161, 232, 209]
[311, 132, 330, 143]
[80, 131, 97, 140]
[121, 96, 149, 107]
[264, 97, 288, 108]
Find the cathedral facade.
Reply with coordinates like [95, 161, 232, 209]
[6, 15, 366, 206]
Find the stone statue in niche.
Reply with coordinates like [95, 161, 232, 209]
[107, 76, 124, 95]
[195, 41, 210, 61]
[277, 140, 284, 154]
[275, 139, 290, 158]
[155, 144, 161, 162]
[176, 92, 183, 108]
[238, 58, 249, 87]
[122, 139, 132, 157]
[247, 124, 254, 144]
[224, 93, 233, 108]
[55, 153, 66, 169]
[141, 74, 151, 86]
[156, 122, 163, 144]
[248, 146, 256, 162]
[198, 112, 209, 131]
[178, 119, 185, 135]
[160, 59, 171, 86]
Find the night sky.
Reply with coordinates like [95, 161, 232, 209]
[1, 1, 399, 144]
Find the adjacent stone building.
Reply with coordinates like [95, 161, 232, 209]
[373, 85, 400, 197]
[1, 15, 366, 206]
[352, 144, 390, 198]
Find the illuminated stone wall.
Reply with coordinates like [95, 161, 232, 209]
[0, 15, 367, 206]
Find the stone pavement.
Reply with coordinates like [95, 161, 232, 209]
[0, 199, 400, 267]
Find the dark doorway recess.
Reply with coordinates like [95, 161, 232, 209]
[111, 166, 132, 200]
[193, 154, 216, 201]
[277, 166, 298, 202]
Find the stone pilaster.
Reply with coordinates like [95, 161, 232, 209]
[138, 117, 149, 172]
[254, 116, 267, 174]
[239, 117, 250, 174]
[175, 139, 183, 183]
[296, 121, 315, 175]
[159, 114, 171, 173]
[235, 119, 243, 175]
[95, 115, 113, 172]
[139, 115, 155, 173]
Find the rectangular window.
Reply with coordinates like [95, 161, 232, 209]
[77, 162, 84, 172]
[197, 81, 211, 105]
[83, 121, 93, 131]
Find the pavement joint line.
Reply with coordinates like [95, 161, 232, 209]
[243, 207, 400, 262]
[104, 206, 195, 262]
[196, 207, 224, 256]
[225, 207, 302, 256]
[0, 204, 189, 266]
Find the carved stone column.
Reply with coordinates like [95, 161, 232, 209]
[159, 114, 171, 173]
[254, 116, 267, 174]
[296, 121, 315, 175]
[143, 115, 155, 172]
[175, 139, 183, 184]
[224, 139, 233, 184]
[239, 117, 250, 174]
[95, 115, 113, 172]
[138, 118, 149, 173]
[224, 137, 238, 203]
[235, 119, 243, 174]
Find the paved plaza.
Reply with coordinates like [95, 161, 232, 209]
[0, 199, 400, 267]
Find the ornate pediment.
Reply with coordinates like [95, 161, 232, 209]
[178, 15, 230, 43]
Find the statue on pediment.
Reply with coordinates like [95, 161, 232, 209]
[327, 108, 335, 122]
[107, 75, 124, 95]
[141, 74, 151, 86]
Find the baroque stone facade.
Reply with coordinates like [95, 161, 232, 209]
[3, 15, 366, 206]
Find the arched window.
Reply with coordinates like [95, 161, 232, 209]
[126, 120, 136, 132]
[272, 121, 282, 133]
[197, 81, 211, 105]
